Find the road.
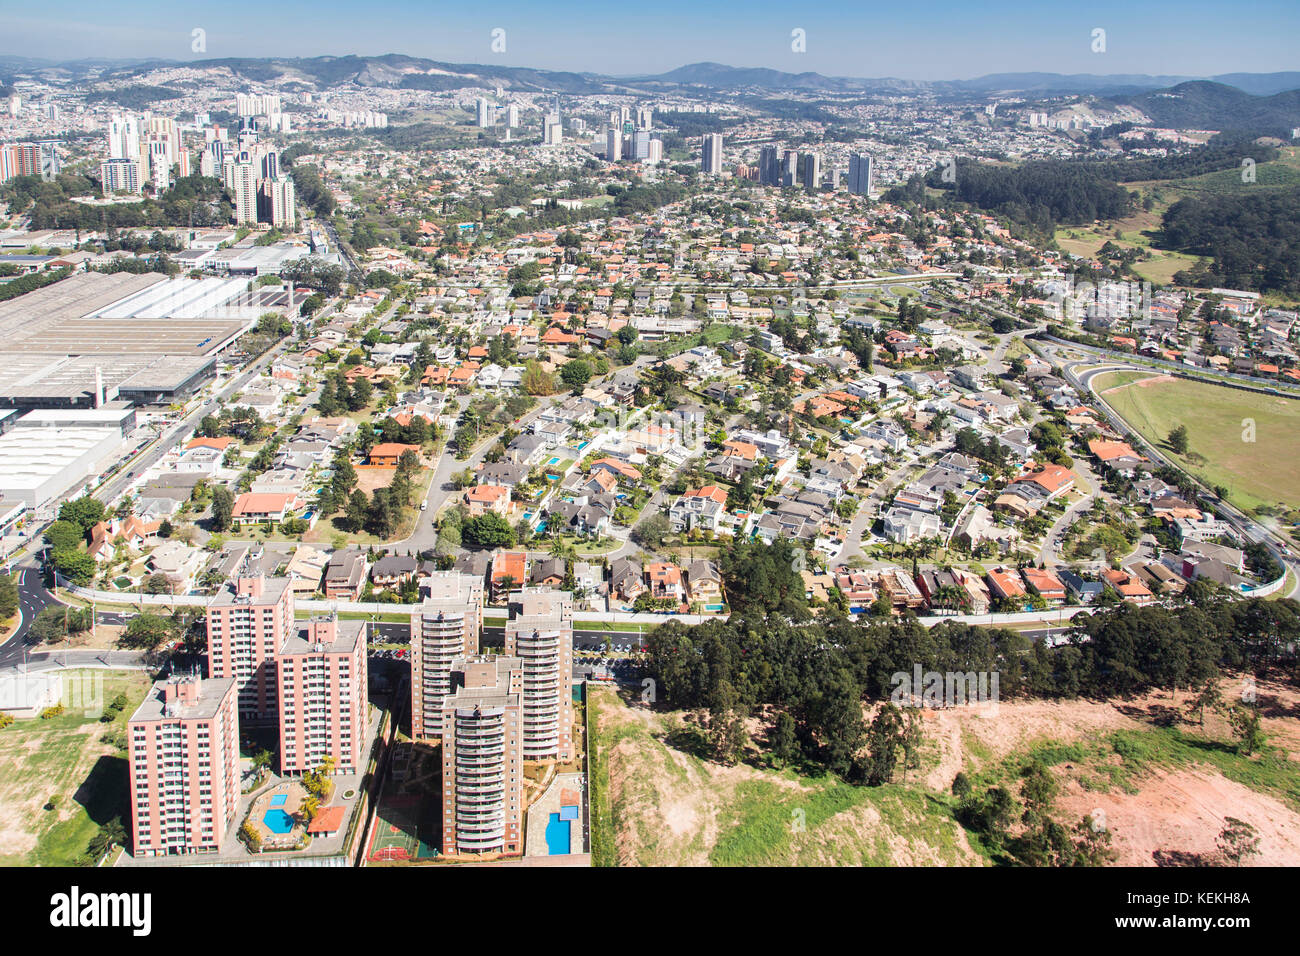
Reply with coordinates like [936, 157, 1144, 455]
[389, 392, 561, 553]
[93, 339, 292, 507]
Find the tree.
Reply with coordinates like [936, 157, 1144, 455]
[58, 496, 106, 534]
[210, 486, 235, 532]
[44, 520, 85, 552]
[631, 513, 671, 550]
[121, 614, 175, 651]
[1225, 704, 1266, 756]
[560, 359, 592, 390]
[900, 708, 924, 783]
[463, 512, 516, 548]
[1188, 677, 1221, 727]
[770, 712, 797, 766]
[1216, 817, 1261, 866]
[0, 573, 16, 621]
[862, 703, 904, 786]
[1168, 425, 1189, 455]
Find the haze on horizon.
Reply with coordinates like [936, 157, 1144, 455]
[3, 0, 1299, 83]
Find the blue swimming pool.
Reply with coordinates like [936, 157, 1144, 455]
[262, 809, 294, 834]
[545, 813, 571, 855]
[547, 456, 561, 465]
[270, 794, 287, 807]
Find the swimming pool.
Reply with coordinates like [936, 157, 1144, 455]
[262, 808, 294, 835]
[270, 794, 287, 807]
[545, 813, 571, 855]
[547, 456, 562, 466]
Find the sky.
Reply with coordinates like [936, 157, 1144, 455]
[3, 0, 1299, 81]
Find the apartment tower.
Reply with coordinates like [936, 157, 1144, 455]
[439, 656, 523, 856]
[503, 587, 574, 761]
[410, 571, 484, 739]
[275, 615, 369, 775]
[206, 571, 295, 724]
[127, 674, 240, 857]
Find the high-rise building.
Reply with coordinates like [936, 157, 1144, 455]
[848, 152, 874, 196]
[440, 656, 523, 856]
[410, 571, 484, 739]
[503, 587, 574, 761]
[275, 615, 368, 775]
[99, 157, 143, 195]
[606, 128, 622, 162]
[108, 114, 141, 160]
[646, 138, 663, 165]
[206, 572, 295, 723]
[782, 149, 799, 187]
[127, 674, 240, 858]
[0, 144, 43, 183]
[476, 98, 494, 128]
[802, 152, 821, 193]
[261, 175, 297, 231]
[630, 129, 652, 161]
[543, 113, 563, 146]
[635, 106, 653, 130]
[759, 145, 780, 186]
[702, 133, 723, 174]
[224, 155, 261, 225]
[506, 103, 520, 128]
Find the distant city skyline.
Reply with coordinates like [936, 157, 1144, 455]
[3, 0, 1299, 83]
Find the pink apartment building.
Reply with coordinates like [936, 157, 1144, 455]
[206, 571, 295, 724]
[127, 674, 240, 858]
[275, 615, 369, 775]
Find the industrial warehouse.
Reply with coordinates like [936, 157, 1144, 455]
[0, 270, 281, 510]
[0, 270, 264, 410]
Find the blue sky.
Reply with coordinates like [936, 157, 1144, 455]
[3, 0, 1298, 80]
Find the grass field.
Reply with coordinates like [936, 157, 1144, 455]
[0, 669, 152, 866]
[1092, 369, 1300, 514]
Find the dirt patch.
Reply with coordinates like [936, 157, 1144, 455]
[1057, 768, 1300, 866]
[922, 697, 1145, 791]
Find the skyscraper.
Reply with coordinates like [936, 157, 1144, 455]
[802, 152, 821, 193]
[440, 656, 523, 856]
[205, 571, 295, 723]
[410, 571, 484, 739]
[128, 674, 240, 858]
[635, 106, 653, 130]
[759, 145, 780, 186]
[782, 149, 799, 187]
[476, 98, 494, 128]
[506, 103, 520, 128]
[848, 152, 874, 196]
[543, 112, 563, 146]
[503, 587, 574, 761]
[702, 133, 723, 174]
[606, 128, 622, 162]
[262, 176, 297, 231]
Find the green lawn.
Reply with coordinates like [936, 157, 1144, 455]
[0, 669, 152, 866]
[1093, 371, 1300, 515]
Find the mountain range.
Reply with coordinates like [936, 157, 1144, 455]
[3, 55, 1300, 133]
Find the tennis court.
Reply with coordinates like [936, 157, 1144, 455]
[367, 795, 440, 862]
